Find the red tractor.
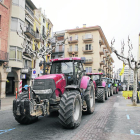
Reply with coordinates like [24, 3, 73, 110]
[13, 57, 95, 128]
[86, 73, 108, 102]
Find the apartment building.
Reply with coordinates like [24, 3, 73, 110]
[0, 0, 11, 98]
[116, 67, 134, 84]
[0, 0, 53, 98]
[51, 30, 66, 59]
[65, 25, 114, 78]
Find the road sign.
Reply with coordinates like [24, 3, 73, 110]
[32, 69, 36, 79]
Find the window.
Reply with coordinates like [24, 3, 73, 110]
[86, 67, 92, 73]
[12, 0, 25, 9]
[11, 17, 24, 32]
[69, 45, 72, 52]
[42, 25, 45, 35]
[10, 46, 22, 61]
[48, 23, 49, 29]
[51, 56, 55, 59]
[75, 44, 78, 51]
[0, 0, 3, 3]
[43, 18, 45, 23]
[85, 44, 92, 50]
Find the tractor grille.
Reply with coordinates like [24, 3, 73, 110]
[33, 79, 55, 90]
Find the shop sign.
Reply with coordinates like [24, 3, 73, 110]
[6, 67, 11, 73]
[21, 74, 26, 79]
[21, 69, 28, 73]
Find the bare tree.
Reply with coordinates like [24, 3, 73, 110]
[111, 37, 139, 106]
[17, 24, 67, 74]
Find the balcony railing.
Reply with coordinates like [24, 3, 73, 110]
[35, 33, 41, 42]
[25, 5, 34, 17]
[52, 48, 64, 53]
[67, 47, 78, 53]
[24, 26, 36, 38]
[85, 58, 93, 64]
[83, 46, 93, 52]
[0, 50, 9, 62]
[100, 60, 105, 65]
[99, 47, 105, 55]
[68, 37, 78, 43]
[83, 34, 93, 41]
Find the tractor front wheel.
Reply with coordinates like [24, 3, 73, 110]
[84, 82, 95, 114]
[97, 88, 105, 102]
[59, 90, 82, 129]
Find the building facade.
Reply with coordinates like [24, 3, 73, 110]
[0, 0, 53, 98]
[51, 30, 65, 59]
[138, 33, 140, 81]
[65, 25, 114, 77]
[0, 0, 12, 98]
[116, 67, 134, 84]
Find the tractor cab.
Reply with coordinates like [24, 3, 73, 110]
[50, 57, 85, 85]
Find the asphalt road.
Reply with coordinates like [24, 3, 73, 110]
[0, 92, 140, 140]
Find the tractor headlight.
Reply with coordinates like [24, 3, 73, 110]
[34, 89, 52, 94]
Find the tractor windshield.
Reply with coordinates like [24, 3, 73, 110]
[93, 75, 99, 81]
[50, 62, 73, 74]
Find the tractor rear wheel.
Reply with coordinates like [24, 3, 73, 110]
[110, 86, 113, 96]
[105, 88, 108, 100]
[97, 88, 105, 102]
[84, 81, 95, 114]
[108, 88, 110, 97]
[58, 90, 82, 129]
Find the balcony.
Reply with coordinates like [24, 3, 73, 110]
[52, 48, 64, 54]
[67, 47, 78, 54]
[83, 34, 93, 41]
[83, 46, 93, 52]
[35, 33, 41, 42]
[84, 58, 93, 64]
[25, 4, 34, 20]
[100, 60, 105, 65]
[99, 47, 105, 55]
[24, 27, 36, 38]
[0, 50, 9, 62]
[68, 37, 78, 44]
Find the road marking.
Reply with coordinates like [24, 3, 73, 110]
[130, 129, 140, 135]
[0, 128, 15, 135]
[113, 103, 119, 107]
[126, 115, 130, 119]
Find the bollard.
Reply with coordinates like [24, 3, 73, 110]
[16, 88, 17, 99]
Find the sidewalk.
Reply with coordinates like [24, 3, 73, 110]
[0, 96, 15, 111]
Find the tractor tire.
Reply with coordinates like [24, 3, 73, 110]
[105, 88, 108, 100]
[84, 81, 95, 114]
[108, 88, 110, 97]
[97, 88, 105, 102]
[116, 87, 119, 94]
[110, 86, 113, 96]
[13, 92, 38, 125]
[58, 90, 82, 129]
[113, 87, 116, 94]
[137, 93, 139, 103]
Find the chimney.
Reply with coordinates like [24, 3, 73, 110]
[83, 24, 86, 28]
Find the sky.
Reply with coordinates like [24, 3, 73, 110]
[33, 0, 140, 72]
